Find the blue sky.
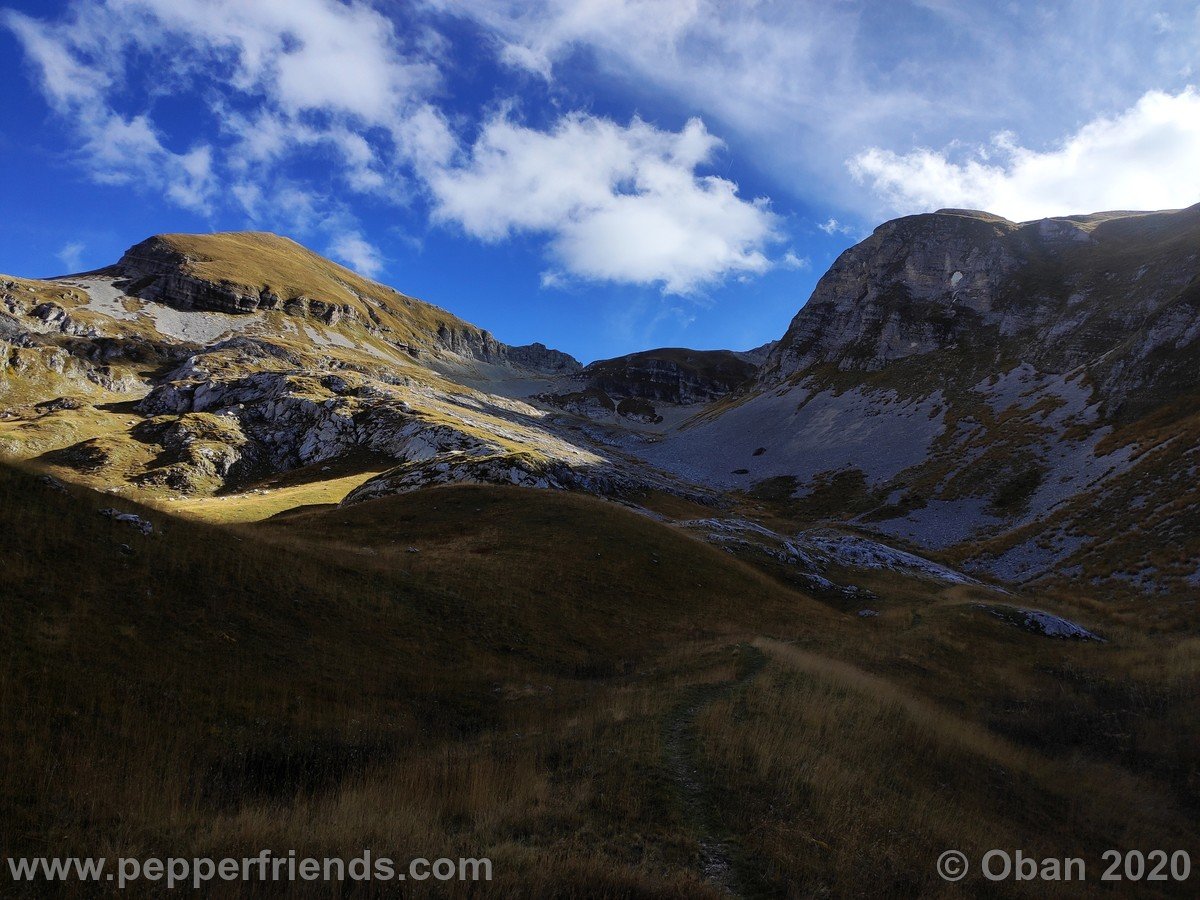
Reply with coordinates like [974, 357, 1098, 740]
[2, 1, 1198, 363]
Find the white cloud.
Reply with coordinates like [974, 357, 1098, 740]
[112, 0, 438, 126]
[434, 1, 1200, 218]
[428, 114, 777, 293]
[229, 176, 381, 272]
[231, 182, 264, 216]
[3, 10, 217, 213]
[0, 9, 106, 107]
[328, 232, 385, 278]
[395, 104, 458, 172]
[464, 0, 704, 82]
[57, 241, 85, 272]
[6, 1, 785, 296]
[218, 109, 396, 198]
[2, 0, 436, 219]
[849, 88, 1200, 221]
[817, 218, 855, 236]
[781, 250, 810, 270]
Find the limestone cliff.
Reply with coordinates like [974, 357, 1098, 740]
[115, 232, 580, 373]
[584, 348, 757, 405]
[763, 205, 1200, 417]
[636, 203, 1200, 597]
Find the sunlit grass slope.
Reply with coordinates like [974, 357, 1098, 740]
[126, 231, 494, 351]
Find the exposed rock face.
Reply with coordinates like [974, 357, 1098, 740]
[118, 236, 353, 324]
[433, 322, 505, 360]
[763, 205, 1200, 412]
[584, 348, 758, 405]
[98, 507, 155, 535]
[431, 327, 582, 373]
[506, 342, 582, 374]
[977, 604, 1102, 641]
[341, 450, 635, 505]
[733, 341, 777, 366]
[1, 279, 162, 404]
[763, 210, 1022, 378]
[630, 204, 1200, 598]
[138, 365, 484, 473]
[123, 336, 666, 502]
[114, 234, 580, 374]
[534, 387, 619, 421]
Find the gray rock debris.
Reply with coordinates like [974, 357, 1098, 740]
[98, 508, 155, 535]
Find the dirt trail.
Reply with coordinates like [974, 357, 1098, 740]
[663, 644, 766, 897]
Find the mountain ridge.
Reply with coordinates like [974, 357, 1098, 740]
[105, 230, 583, 372]
[4, 206, 1200, 600]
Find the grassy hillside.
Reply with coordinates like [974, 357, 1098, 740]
[118, 231, 495, 352]
[0, 465, 820, 896]
[6, 213, 1200, 895]
[4, 462, 1199, 896]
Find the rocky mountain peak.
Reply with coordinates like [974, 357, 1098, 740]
[506, 342, 582, 374]
[762, 210, 1022, 380]
[762, 203, 1200, 388]
[4, 207, 1199, 600]
[584, 348, 759, 404]
[109, 231, 578, 373]
[932, 208, 1015, 222]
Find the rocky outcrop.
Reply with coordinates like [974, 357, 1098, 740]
[0, 283, 155, 397]
[139, 368, 476, 473]
[341, 450, 635, 505]
[98, 507, 155, 535]
[434, 323, 505, 360]
[130, 412, 262, 493]
[431, 329, 581, 374]
[762, 210, 1025, 379]
[762, 204, 1200, 399]
[506, 342, 582, 374]
[733, 341, 777, 366]
[118, 236, 353, 324]
[533, 346, 762, 422]
[125, 334, 616, 498]
[583, 348, 757, 405]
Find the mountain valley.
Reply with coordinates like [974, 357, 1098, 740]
[4, 206, 1200, 896]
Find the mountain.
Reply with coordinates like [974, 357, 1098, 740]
[115, 231, 584, 371]
[5, 212, 1200, 601]
[5, 215, 1200, 894]
[585, 348, 759, 404]
[1, 231, 628, 502]
[534, 347, 763, 424]
[631, 204, 1200, 600]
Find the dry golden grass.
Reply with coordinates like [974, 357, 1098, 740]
[0, 465, 821, 896]
[695, 638, 1198, 897]
[151, 232, 409, 312]
[162, 452, 394, 524]
[1, 274, 83, 305]
[2, 462, 1199, 897]
[147, 232, 487, 351]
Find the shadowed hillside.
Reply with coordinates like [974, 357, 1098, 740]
[5, 208, 1200, 895]
[3, 463, 1199, 896]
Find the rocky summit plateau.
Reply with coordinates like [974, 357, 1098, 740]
[4, 206, 1199, 601]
